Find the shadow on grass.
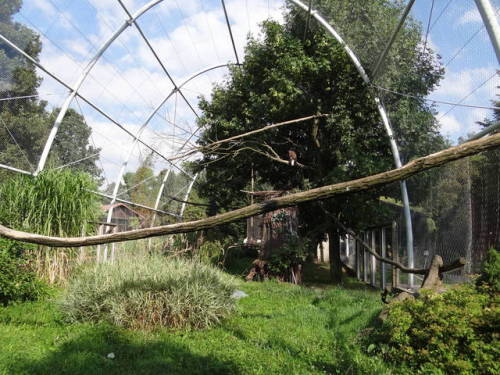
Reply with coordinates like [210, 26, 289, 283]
[7, 324, 240, 375]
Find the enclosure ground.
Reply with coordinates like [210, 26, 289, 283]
[0, 278, 394, 375]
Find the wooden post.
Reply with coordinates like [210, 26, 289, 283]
[392, 221, 399, 288]
[371, 230, 376, 286]
[381, 227, 387, 290]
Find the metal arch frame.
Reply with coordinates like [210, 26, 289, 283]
[34, 0, 169, 175]
[0, 32, 192, 179]
[105, 64, 232, 224]
[474, 0, 500, 63]
[116, 0, 201, 120]
[288, 0, 415, 283]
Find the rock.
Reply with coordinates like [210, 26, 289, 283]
[231, 290, 249, 299]
[107, 352, 115, 359]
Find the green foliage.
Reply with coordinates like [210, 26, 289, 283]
[196, 240, 225, 265]
[61, 255, 237, 330]
[0, 169, 100, 236]
[477, 248, 500, 293]
[268, 235, 309, 275]
[0, 238, 47, 305]
[1, 279, 393, 375]
[370, 284, 499, 375]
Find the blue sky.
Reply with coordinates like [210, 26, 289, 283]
[9, 0, 499, 186]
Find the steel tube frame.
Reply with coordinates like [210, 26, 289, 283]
[0, 32, 182, 173]
[180, 173, 199, 218]
[105, 64, 231, 224]
[371, 0, 416, 79]
[221, 0, 240, 65]
[289, 0, 415, 286]
[116, 0, 200, 120]
[34, 0, 167, 175]
[474, 0, 500, 63]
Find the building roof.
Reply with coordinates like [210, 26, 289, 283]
[101, 203, 144, 218]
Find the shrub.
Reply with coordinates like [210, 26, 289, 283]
[370, 283, 499, 375]
[477, 248, 500, 293]
[0, 239, 47, 305]
[61, 255, 237, 330]
[196, 240, 225, 265]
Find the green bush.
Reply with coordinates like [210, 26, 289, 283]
[196, 240, 225, 265]
[61, 255, 237, 330]
[0, 239, 47, 305]
[371, 283, 499, 375]
[477, 248, 500, 293]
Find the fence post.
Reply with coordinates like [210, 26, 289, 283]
[371, 230, 376, 286]
[355, 238, 360, 280]
[381, 227, 387, 290]
[363, 232, 368, 283]
[392, 221, 399, 288]
[96, 224, 103, 264]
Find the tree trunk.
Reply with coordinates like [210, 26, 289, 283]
[1, 133, 500, 247]
[329, 229, 342, 283]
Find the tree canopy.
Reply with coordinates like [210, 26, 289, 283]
[193, 0, 447, 273]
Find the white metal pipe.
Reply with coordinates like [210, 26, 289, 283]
[289, 0, 414, 278]
[372, 0, 416, 78]
[180, 173, 199, 218]
[0, 32, 173, 167]
[105, 64, 230, 224]
[0, 163, 33, 175]
[34, 0, 167, 175]
[475, 0, 500, 63]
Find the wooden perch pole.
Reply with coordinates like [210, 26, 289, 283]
[1, 132, 500, 247]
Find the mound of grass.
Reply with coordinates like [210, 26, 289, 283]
[60, 256, 237, 330]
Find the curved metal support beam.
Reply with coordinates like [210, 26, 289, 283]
[474, 0, 500, 63]
[105, 64, 231, 224]
[289, 0, 414, 284]
[116, 0, 200, 119]
[0, 32, 189, 177]
[180, 173, 199, 218]
[35, 0, 167, 175]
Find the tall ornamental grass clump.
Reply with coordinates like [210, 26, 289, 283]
[0, 169, 99, 236]
[0, 169, 100, 283]
[61, 255, 237, 330]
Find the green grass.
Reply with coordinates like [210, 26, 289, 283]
[0, 278, 393, 375]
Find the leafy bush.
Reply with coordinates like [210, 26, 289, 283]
[61, 255, 237, 330]
[477, 248, 500, 293]
[196, 240, 225, 265]
[0, 239, 47, 305]
[370, 284, 499, 375]
[268, 235, 309, 275]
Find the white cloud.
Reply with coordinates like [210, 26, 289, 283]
[457, 8, 482, 26]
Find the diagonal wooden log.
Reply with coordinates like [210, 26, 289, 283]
[1, 132, 500, 247]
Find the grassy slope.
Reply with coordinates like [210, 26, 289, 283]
[0, 275, 392, 375]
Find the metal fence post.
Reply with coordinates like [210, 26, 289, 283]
[371, 230, 376, 286]
[392, 221, 399, 288]
[381, 227, 387, 290]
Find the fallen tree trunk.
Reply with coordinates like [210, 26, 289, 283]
[1, 132, 500, 247]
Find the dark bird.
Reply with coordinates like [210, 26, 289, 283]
[288, 150, 297, 166]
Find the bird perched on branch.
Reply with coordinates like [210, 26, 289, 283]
[288, 150, 298, 166]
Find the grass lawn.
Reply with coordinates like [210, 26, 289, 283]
[0, 271, 394, 375]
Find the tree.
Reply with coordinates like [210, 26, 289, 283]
[194, 1, 445, 282]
